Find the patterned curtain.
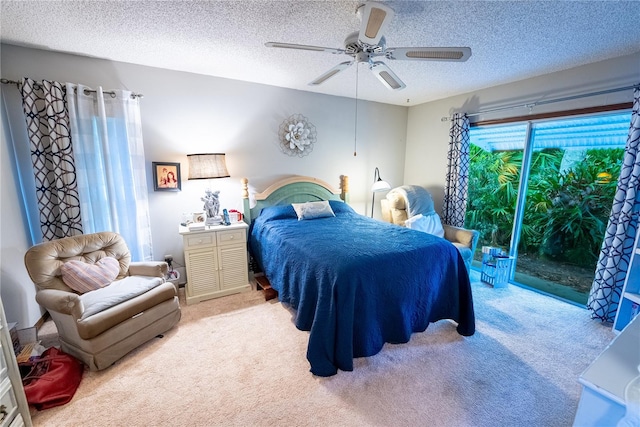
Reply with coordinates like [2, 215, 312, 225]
[443, 113, 471, 227]
[588, 88, 640, 322]
[19, 78, 83, 241]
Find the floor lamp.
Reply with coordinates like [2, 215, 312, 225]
[371, 167, 391, 217]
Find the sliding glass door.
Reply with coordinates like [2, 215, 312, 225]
[466, 123, 527, 263]
[466, 112, 631, 305]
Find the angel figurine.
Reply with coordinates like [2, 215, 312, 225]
[202, 189, 221, 224]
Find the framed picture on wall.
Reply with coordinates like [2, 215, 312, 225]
[152, 162, 181, 191]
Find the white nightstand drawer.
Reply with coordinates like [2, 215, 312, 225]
[217, 229, 246, 246]
[184, 233, 215, 250]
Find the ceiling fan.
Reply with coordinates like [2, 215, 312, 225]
[265, 2, 472, 91]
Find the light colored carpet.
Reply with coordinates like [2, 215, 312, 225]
[31, 272, 614, 427]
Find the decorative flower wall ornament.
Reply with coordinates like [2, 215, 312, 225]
[286, 122, 311, 151]
[279, 114, 317, 157]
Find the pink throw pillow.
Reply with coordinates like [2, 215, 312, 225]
[60, 257, 120, 293]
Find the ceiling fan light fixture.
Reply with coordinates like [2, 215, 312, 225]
[267, 2, 471, 92]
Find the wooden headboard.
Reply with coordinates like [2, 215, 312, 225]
[241, 175, 349, 223]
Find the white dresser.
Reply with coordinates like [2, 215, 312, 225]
[179, 222, 250, 305]
[574, 314, 640, 426]
[0, 300, 31, 427]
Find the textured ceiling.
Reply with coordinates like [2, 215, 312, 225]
[1, 1, 639, 106]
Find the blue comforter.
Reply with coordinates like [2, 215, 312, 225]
[249, 201, 475, 376]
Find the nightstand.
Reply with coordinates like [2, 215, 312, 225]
[179, 222, 250, 305]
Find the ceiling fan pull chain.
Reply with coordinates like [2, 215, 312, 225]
[354, 64, 359, 157]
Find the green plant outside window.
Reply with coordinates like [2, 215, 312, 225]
[466, 111, 631, 302]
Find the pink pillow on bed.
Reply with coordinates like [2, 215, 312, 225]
[292, 200, 335, 220]
[60, 257, 120, 293]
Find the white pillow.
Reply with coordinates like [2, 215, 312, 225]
[291, 200, 335, 220]
[405, 213, 445, 238]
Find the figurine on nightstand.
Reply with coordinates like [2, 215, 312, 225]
[202, 189, 221, 225]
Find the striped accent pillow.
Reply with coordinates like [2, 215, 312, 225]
[60, 257, 120, 294]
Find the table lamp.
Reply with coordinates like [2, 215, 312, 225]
[187, 153, 230, 225]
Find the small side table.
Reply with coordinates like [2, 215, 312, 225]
[481, 246, 513, 288]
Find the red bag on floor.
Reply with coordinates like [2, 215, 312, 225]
[21, 347, 84, 410]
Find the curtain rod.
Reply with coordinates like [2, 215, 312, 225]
[442, 83, 639, 121]
[0, 78, 143, 99]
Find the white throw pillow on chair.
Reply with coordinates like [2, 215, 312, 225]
[405, 213, 445, 238]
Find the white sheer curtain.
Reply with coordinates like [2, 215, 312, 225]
[66, 84, 153, 261]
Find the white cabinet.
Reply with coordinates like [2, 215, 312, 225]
[613, 227, 640, 332]
[179, 222, 250, 305]
[574, 315, 640, 426]
[0, 300, 31, 427]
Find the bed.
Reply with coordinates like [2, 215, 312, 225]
[242, 176, 475, 377]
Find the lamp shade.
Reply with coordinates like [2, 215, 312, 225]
[371, 167, 390, 192]
[370, 167, 390, 218]
[187, 153, 230, 180]
[371, 180, 391, 192]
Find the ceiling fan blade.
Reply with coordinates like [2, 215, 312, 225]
[265, 42, 345, 55]
[369, 61, 406, 90]
[386, 47, 472, 62]
[309, 61, 353, 86]
[358, 2, 394, 46]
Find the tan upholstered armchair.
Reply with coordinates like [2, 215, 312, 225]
[381, 186, 479, 274]
[24, 232, 181, 370]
